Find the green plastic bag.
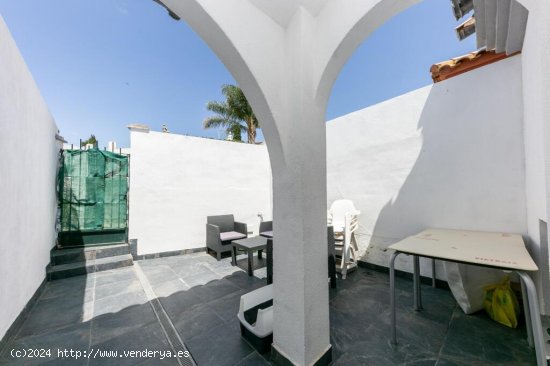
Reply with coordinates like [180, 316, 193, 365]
[483, 276, 520, 328]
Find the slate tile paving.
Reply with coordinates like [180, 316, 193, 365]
[0, 252, 537, 365]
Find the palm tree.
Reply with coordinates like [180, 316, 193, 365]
[81, 134, 97, 147]
[204, 84, 259, 143]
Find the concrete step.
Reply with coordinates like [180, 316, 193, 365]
[47, 254, 134, 281]
[51, 243, 130, 265]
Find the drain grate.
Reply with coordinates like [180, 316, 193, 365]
[134, 262, 196, 366]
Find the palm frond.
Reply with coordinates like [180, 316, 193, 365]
[205, 84, 260, 142]
[205, 101, 229, 116]
[203, 116, 230, 129]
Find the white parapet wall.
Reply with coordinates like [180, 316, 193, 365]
[0, 16, 61, 340]
[128, 130, 272, 256]
[327, 54, 526, 279]
[129, 55, 527, 273]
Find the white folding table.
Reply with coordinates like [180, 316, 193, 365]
[388, 228, 547, 366]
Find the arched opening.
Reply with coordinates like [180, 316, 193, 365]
[2, 0, 549, 365]
[322, 0, 550, 320]
[128, 2, 548, 364]
[327, 0, 476, 119]
[321, 2, 550, 364]
[325, 0, 526, 278]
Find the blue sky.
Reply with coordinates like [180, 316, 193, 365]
[0, 0, 474, 147]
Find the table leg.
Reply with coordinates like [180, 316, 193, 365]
[431, 258, 436, 288]
[258, 249, 263, 260]
[232, 246, 237, 266]
[413, 255, 423, 311]
[517, 271, 547, 366]
[247, 251, 253, 276]
[520, 278, 534, 348]
[390, 251, 400, 345]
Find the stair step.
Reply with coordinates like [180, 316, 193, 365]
[47, 254, 133, 281]
[51, 243, 130, 265]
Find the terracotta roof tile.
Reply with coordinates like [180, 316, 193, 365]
[430, 49, 519, 83]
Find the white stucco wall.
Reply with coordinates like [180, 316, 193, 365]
[128, 130, 272, 255]
[327, 55, 526, 278]
[518, 0, 550, 315]
[129, 55, 527, 272]
[0, 16, 60, 340]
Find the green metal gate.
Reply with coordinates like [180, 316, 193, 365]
[58, 148, 129, 247]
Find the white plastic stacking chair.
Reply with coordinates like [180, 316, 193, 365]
[328, 200, 360, 279]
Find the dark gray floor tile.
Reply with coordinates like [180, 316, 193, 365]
[89, 321, 171, 366]
[94, 278, 143, 301]
[203, 258, 234, 270]
[39, 356, 89, 365]
[439, 309, 536, 365]
[330, 306, 390, 355]
[166, 256, 202, 270]
[173, 261, 214, 279]
[150, 278, 189, 298]
[210, 266, 245, 280]
[332, 335, 437, 366]
[141, 266, 180, 286]
[94, 267, 137, 287]
[392, 307, 453, 354]
[333, 352, 407, 366]
[207, 288, 248, 322]
[93, 290, 148, 317]
[40, 276, 94, 301]
[16, 294, 89, 338]
[0, 321, 91, 365]
[7, 254, 539, 366]
[90, 302, 158, 345]
[172, 304, 224, 341]
[158, 290, 203, 320]
[331, 276, 456, 354]
[333, 268, 371, 289]
[136, 355, 181, 365]
[137, 258, 170, 268]
[436, 357, 479, 366]
[186, 322, 254, 366]
[234, 351, 271, 366]
[404, 358, 440, 366]
[191, 278, 241, 303]
[192, 253, 220, 264]
[223, 271, 266, 291]
[179, 268, 221, 287]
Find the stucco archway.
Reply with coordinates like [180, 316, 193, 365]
[157, 0, 550, 364]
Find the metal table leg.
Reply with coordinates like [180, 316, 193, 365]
[413, 255, 423, 311]
[520, 277, 534, 348]
[247, 250, 254, 276]
[390, 251, 400, 345]
[258, 249, 263, 260]
[517, 271, 547, 366]
[431, 258, 436, 288]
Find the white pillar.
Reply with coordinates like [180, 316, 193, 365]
[270, 95, 330, 366]
[159, 0, 421, 364]
[158, 1, 550, 361]
[271, 121, 330, 364]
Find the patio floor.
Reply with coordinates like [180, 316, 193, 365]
[0, 252, 537, 365]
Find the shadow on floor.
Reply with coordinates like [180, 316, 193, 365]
[0, 252, 536, 366]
